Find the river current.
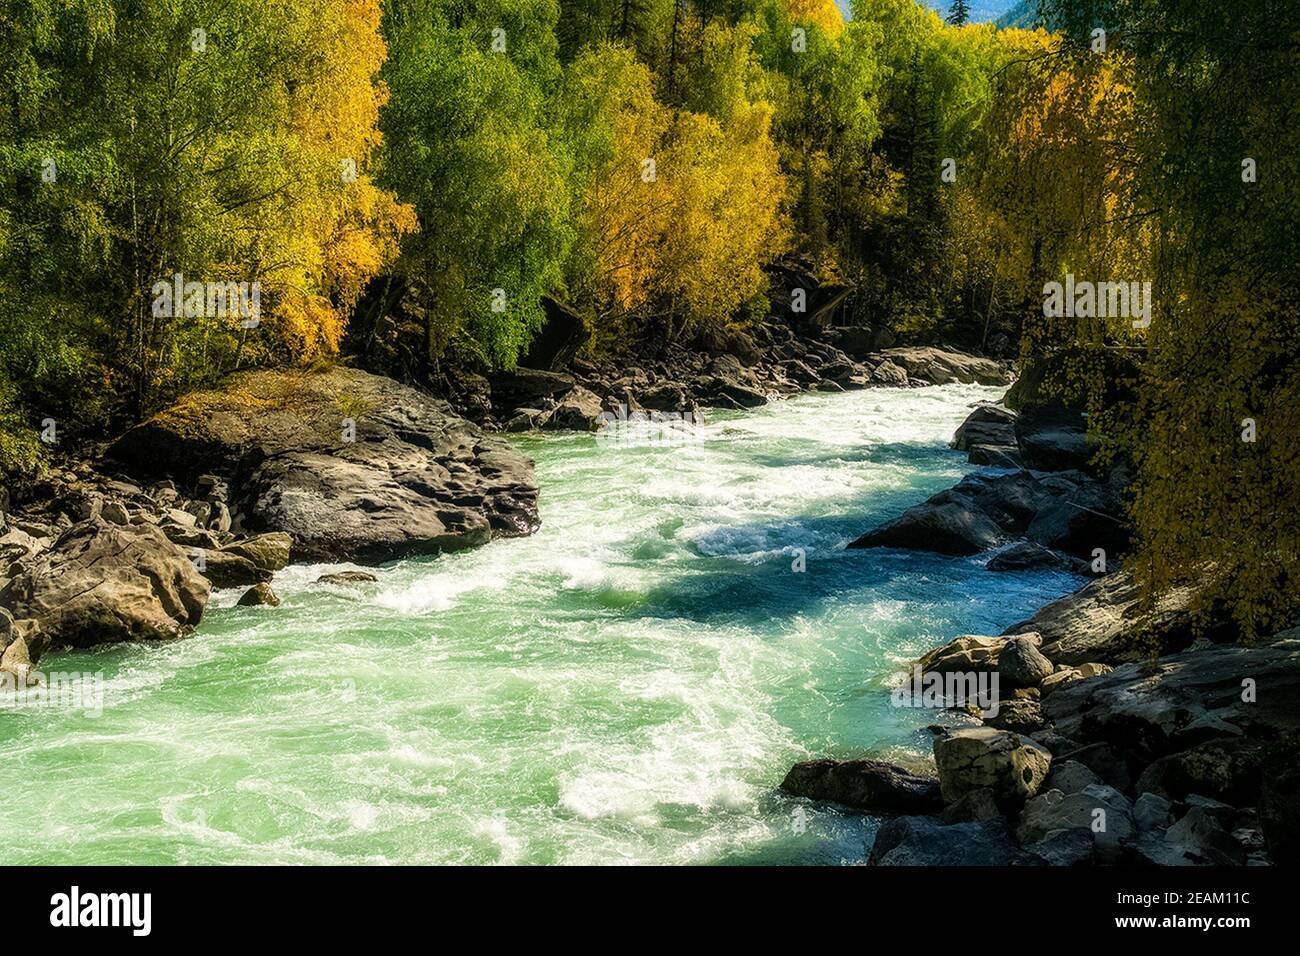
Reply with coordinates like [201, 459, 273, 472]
[1, 383, 1079, 864]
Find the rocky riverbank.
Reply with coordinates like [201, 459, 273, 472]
[780, 396, 1300, 865]
[439, 296, 1011, 433]
[1, 309, 1009, 687]
[0, 366, 541, 682]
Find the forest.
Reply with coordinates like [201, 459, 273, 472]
[1, 0, 1297, 635]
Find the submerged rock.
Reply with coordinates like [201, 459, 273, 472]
[236, 582, 280, 607]
[780, 758, 943, 815]
[108, 367, 540, 563]
[317, 570, 379, 585]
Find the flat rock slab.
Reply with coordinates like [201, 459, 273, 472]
[1043, 638, 1300, 760]
[108, 368, 540, 563]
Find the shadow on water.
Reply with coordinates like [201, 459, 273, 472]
[543, 503, 1083, 640]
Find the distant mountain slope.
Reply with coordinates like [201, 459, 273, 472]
[995, 0, 1051, 28]
[908, 1, 1022, 24]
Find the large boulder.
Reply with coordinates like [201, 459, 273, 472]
[933, 726, 1052, 807]
[1025, 478, 1129, 559]
[488, 367, 576, 409]
[951, 403, 1017, 451]
[986, 540, 1073, 572]
[876, 347, 1011, 386]
[1015, 402, 1094, 472]
[108, 368, 540, 563]
[780, 758, 943, 815]
[544, 385, 604, 431]
[998, 636, 1055, 688]
[847, 471, 1069, 558]
[0, 519, 208, 649]
[917, 634, 1006, 674]
[1003, 570, 1233, 665]
[1043, 638, 1300, 767]
[848, 496, 1005, 555]
[1017, 784, 1136, 863]
[1136, 806, 1247, 866]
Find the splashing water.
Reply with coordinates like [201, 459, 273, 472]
[0, 384, 1079, 864]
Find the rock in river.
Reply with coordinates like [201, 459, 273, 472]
[108, 367, 540, 563]
[780, 758, 943, 815]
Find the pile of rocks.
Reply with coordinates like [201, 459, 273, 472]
[780, 619, 1300, 866]
[2, 365, 546, 678]
[0, 467, 297, 681]
[850, 395, 1128, 570]
[441, 301, 1011, 432]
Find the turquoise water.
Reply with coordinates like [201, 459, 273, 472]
[0, 384, 1078, 864]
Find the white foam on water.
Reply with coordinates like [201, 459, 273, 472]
[0, 383, 1082, 865]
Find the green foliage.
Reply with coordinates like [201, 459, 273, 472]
[378, 0, 572, 368]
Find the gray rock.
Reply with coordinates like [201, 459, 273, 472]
[1134, 791, 1173, 831]
[102, 500, 131, 525]
[317, 570, 379, 585]
[1137, 807, 1246, 865]
[967, 444, 1023, 468]
[867, 359, 909, 386]
[933, 726, 1052, 807]
[951, 403, 1017, 451]
[488, 367, 575, 408]
[940, 787, 1001, 823]
[1184, 793, 1236, 824]
[999, 636, 1055, 688]
[985, 698, 1045, 735]
[1003, 570, 1233, 665]
[779, 758, 943, 815]
[209, 501, 232, 534]
[1018, 784, 1135, 863]
[1028, 827, 1095, 866]
[198, 549, 272, 589]
[1044, 639, 1300, 763]
[848, 496, 1006, 555]
[544, 385, 604, 431]
[1135, 738, 1268, 804]
[986, 540, 1069, 572]
[107, 367, 540, 563]
[0, 518, 208, 649]
[1015, 402, 1094, 471]
[876, 347, 1011, 386]
[236, 582, 280, 607]
[220, 533, 291, 574]
[917, 634, 1006, 674]
[1044, 759, 1102, 795]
